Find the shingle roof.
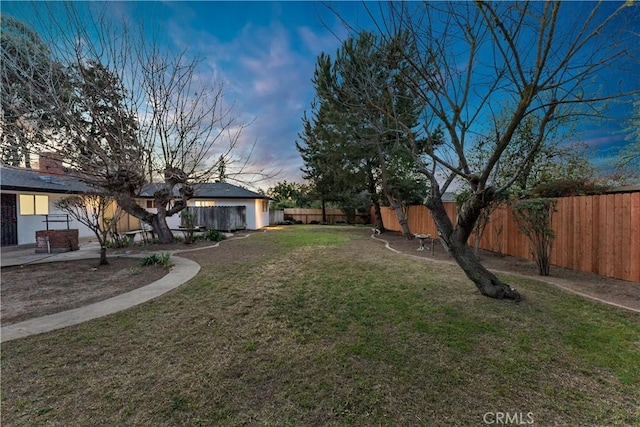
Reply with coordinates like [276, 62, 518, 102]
[139, 182, 269, 200]
[1, 165, 268, 200]
[0, 165, 90, 194]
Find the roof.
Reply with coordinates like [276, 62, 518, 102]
[0, 165, 268, 200]
[140, 181, 269, 200]
[0, 165, 90, 194]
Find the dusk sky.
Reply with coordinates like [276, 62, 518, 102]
[3, 1, 638, 190]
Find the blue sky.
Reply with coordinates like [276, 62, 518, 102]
[3, 1, 638, 189]
[150, 1, 351, 186]
[3, 1, 367, 188]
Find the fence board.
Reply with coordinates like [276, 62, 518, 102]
[630, 193, 640, 282]
[599, 196, 609, 276]
[375, 190, 640, 282]
[185, 206, 246, 231]
[283, 208, 357, 224]
[565, 197, 575, 268]
[590, 196, 600, 274]
[505, 207, 518, 258]
[581, 196, 593, 274]
[573, 197, 582, 271]
[613, 194, 624, 280]
[493, 208, 508, 256]
[571, 197, 579, 271]
[269, 210, 284, 225]
[621, 194, 632, 280]
[608, 195, 618, 278]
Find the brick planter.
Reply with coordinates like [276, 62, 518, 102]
[35, 229, 79, 253]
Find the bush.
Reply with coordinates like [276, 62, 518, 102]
[532, 178, 609, 198]
[513, 198, 557, 276]
[140, 252, 172, 268]
[203, 229, 226, 242]
[104, 233, 133, 249]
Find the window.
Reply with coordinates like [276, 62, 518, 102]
[146, 200, 155, 209]
[19, 194, 49, 215]
[194, 200, 215, 207]
[261, 200, 269, 212]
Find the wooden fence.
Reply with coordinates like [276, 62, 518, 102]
[284, 208, 348, 224]
[270, 210, 285, 225]
[377, 191, 640, 283]
[283, 208, 370, 224]
[183, 206, 246, 231]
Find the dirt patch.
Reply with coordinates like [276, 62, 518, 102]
[1, 257, 169, 325]
[375, 231, 640, 311]
[0, 233, 252, 326]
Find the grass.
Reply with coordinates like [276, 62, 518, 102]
[1, 225, 639, 426]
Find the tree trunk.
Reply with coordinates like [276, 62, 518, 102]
[99, 246, 109, 265]
[113, 193, 176, 244]
[366, 164, 385, 232]
[375, 146, 410, 237]
[151, 213, 175, 244]
[386, 194, 412, 238]
[371, 198, 385, 232]
[448, 236, 520, 300]
[321, 199, 327, 223]
[426, 192, 521, 301]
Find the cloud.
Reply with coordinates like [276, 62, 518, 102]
[206, 22, 338, 188]
[147, 14, 308, 186]
[297, 25, 343, 54]
[578, 133, 628, 148]
[110, 2, 350, 189]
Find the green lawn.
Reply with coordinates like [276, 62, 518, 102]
[2, 226, 639, 426]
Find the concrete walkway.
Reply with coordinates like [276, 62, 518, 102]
[1, 256, 200, 342]
[1, 243, 200, 343]
[1, 234, 251, 343]
[1, 239, 104, 268]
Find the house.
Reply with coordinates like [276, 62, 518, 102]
[1, 154, 270, 247]
[139, 182, 270, 231]
[0, 156, 98, 246]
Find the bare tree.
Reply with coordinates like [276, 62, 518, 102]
[332, 1, 638, 300]
[55, 192, 123, 266]
[2, 4, 258, 243]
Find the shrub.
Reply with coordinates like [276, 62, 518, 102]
[140, 252, 172, 268]
[179, 210, 198, 244]
[203, 229, 226, 242]
[532, 178, 609, 198]
[104, 234, 133, 249]
[513, 198, 557, 276]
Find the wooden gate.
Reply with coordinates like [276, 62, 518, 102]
[1, 193, 18, 246]
[184, 206, 246, 231]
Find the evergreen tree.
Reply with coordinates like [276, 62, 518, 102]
[0, 15, 70, 167]
[297, 31, 427, 234]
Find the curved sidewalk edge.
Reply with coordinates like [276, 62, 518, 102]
[371, 234, 640, 314]
[1, 256, 200, 343]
